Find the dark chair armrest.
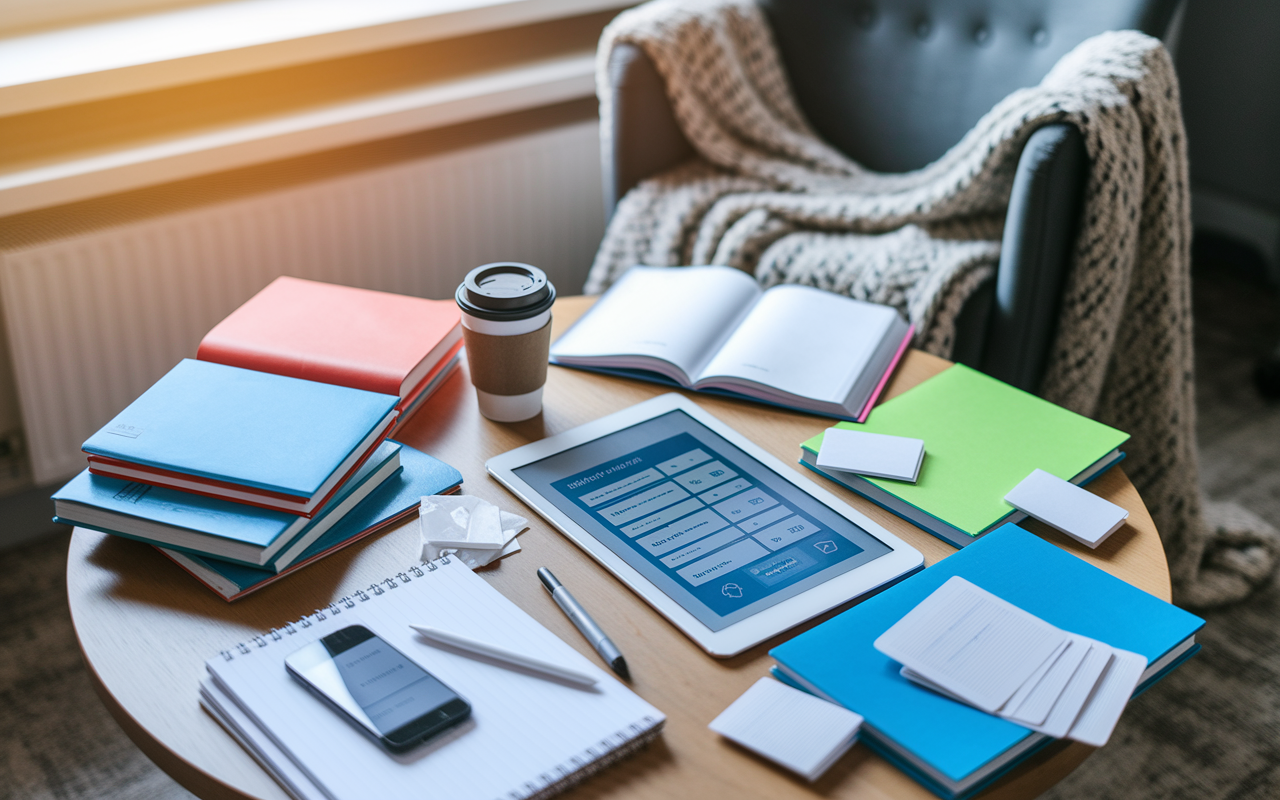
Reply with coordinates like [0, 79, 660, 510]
[603, 42, 695, 219]
[975, 122, 1088, 393]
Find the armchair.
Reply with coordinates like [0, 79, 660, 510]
[602, 0, 1182, 393]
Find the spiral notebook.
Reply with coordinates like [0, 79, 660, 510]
[201, 556, 665, 800]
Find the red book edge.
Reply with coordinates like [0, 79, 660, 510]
[85, 424, 395, 519]
[394, 340, 463, 415]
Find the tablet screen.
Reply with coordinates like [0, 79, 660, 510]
[513, 410, 893, 631]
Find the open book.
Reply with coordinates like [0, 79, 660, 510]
[551, 267, 913, 420]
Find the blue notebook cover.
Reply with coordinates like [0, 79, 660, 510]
[770, 525, 1204, 797]
[53, 442, 402, 566]
[160, 444, 463, 600]
[81, 359, 399, 497]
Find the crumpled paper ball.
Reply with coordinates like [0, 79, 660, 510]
[418, 494, 528, 569]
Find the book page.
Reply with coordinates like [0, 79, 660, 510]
[694, 285, 897, 403]
[551, 267, 761, 384]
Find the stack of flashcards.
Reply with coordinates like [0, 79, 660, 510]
[1005, 468, 1129, 548]
[709, 678, 863, 781]
[874, 577, 1145, 747]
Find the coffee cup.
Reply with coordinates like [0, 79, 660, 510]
[455, 262, 556, 422]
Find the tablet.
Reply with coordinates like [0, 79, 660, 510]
[487, 394, 923, 657]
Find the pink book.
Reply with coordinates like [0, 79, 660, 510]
[199, 277, 462, 404]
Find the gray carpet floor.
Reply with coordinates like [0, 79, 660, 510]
[1, 254, 1277, 800]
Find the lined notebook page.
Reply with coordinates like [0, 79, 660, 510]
[206, 558, 664, 800]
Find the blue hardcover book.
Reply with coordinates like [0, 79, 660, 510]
[158, 445, 463, 601]
[54, 442, 402, 567]
[81, 359, 400, 515]
[770, 525, 1204, 799]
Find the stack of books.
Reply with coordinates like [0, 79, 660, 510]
[53, 279, 466, 600]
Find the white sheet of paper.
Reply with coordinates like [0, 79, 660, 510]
[1067, 647, 1146, 746]
[420, 496, 529, 568]
[422, 495, 505, 549]
[874, 577, 1068, 713]
[815, 428, 925, 482]
[709, 678, 863, 782]
[1004, 469, 1129, 548]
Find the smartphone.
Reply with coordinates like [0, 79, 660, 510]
[284, 624, 470, 753]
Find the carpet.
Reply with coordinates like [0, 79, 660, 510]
[0, 252, 1276, 800]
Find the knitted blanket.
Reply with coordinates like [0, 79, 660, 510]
[587, 0, 1279, 608]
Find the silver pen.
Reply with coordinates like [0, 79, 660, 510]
[537, 567, 630, 681]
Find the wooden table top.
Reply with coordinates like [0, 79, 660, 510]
[67, 295, 1171, 800]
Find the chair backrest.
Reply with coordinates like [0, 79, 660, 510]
[760, 0, 1181, 172]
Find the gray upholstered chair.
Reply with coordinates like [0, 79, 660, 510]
[602, 0, 1183, 393]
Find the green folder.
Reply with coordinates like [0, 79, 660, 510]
[799, 364, 1130, 547]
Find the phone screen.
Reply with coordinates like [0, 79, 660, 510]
[285, 625, 470, 752]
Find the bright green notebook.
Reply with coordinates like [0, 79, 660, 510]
[799, 364, 1129, 547]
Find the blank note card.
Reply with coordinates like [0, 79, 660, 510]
[816, 428, 925, 482]
[710, 678, 862, 781]
[1005, 469, 1128, 548]
[874, 577, 1067, 714]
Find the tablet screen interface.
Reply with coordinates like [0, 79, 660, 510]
[513, 410, 892, 631]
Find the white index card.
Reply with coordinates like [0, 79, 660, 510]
[874, 577, 1068, 713]
[710, 678, 863, 781]
[1004, 469, 1129, 548]
[1025, 642, 1114, 739]
[816, 428, 925, 482]
[1003, 636, 1090, 726]
[1066, 647, 1146, 746]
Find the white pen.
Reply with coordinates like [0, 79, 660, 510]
[409, 624, 598, 688]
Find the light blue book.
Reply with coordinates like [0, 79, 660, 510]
[770, 525, 1204, 800]
[159, 445, 464, 600]
[53, 442, 402, 567]
[81, 359, 399, 514]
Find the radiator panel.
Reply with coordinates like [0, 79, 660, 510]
[1, 121, 605, 484]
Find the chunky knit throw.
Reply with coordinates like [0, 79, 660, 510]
[587, 0, 1280, 608]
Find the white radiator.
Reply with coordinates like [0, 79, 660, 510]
[0, 120, 605, 484]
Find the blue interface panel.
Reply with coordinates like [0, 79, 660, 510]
[513, 410, 891, 630]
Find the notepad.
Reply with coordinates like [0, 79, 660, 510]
[709, 678, 862, 781]
[201, 557, 665, 800]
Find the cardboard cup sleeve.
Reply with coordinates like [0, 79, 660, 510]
[462, 320, 552, 396]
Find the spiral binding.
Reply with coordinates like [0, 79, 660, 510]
[212, 552, 665, 799]
[514, 716, 664, 800]
[217, 555, 451, 663]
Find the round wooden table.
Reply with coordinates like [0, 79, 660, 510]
[67, 296, 1171, 800]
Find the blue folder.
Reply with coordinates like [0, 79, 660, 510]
[770, 524, 1204, 799]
